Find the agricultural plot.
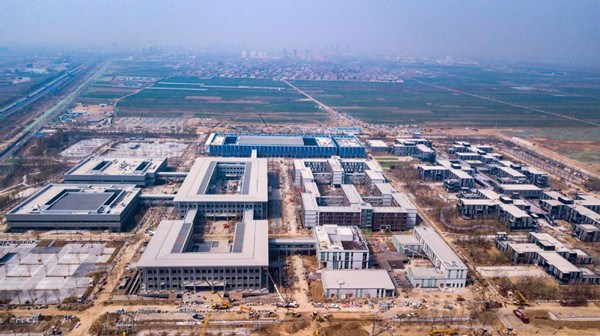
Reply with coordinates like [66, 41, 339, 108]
[115, 77, 326, 124]
[291, 66, 600, 127]
[506, 127, 600, 172]
[79, 85, 138, 105]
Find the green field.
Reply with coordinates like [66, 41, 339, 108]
[115, 76, 327, 123]
[104, 60, 182, 77]
[291, 66, 600, 127]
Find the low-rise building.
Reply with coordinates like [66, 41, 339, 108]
[315, 225, 369, 269]
[365, 140, 389, 153]
[392, 234, 420, 257]
[64, 156, 167, 187]
[393, 139, 435, 162]
[496, 184, 543, 199]
[6, 184, 141, 231]
[397, 227, 467, 289]
[321, 269, 396, 299]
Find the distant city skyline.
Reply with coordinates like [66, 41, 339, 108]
[1, 1, 599, 67]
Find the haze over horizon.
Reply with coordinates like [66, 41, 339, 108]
[1, 1, 599, 67]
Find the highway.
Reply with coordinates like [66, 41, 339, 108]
[0, 60, 110, 164]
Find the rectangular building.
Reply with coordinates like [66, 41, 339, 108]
[174, 157, 268, 219]
[496, 184, 543, 199]
[138, 210, 268, 292]
[321, 270, 395, 299]
[315, 225, 369, 270]
[205, 133, 365, 158]
[403, 227, 467, 289]
[6, 184, 141, 231]
[64, 156, 167, 187]
[366, 139, 389, 153]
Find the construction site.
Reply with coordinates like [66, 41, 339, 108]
[1, 80, 600, 336]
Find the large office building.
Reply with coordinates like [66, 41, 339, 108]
[396, 227, 467, 289]
[64, 156, 168, 187]
[138, 210, 269, 292]
[174, 157, 268, 219]
[315, 225, 369, 270]
[205, 133, 365, 158]
[6, 184, 141, 231]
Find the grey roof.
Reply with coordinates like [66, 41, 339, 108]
[8, 184, 140, 216]
[175, 157, 268, 203]
[414, 227, 467, 270]
[321, 269, 394, 290]
[137, 210, 268, 268]
[48, 193, 111, 211]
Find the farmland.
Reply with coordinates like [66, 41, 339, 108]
[505, 127, 600, 173]
[291, 65, 600, 127]
[115, 76, 326, 124]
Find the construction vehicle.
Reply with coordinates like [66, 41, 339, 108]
[266, 270, 299, 308]
[513, 309, 530, 324]
[311, 312, 332, 322]
[211, 291, 231, 310]
[513, 289, 529, 306]
[429, 329, 458, 336]
[239, 306, 253, 313]
[200, 313, 211, 336]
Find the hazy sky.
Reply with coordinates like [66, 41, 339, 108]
[1, 1, 599, 65]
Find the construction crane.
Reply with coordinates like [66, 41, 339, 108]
[266, 269, 298, 308]
[200, 313, 211, 336]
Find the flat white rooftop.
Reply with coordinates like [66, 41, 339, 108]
[174, 157, 268, 203]
[366, 140, 388, 147]
[321, 269, 394, 290]
[499, 184, 541, 191]
[65, 156, 166, 177]
[8, 184, 139, 216]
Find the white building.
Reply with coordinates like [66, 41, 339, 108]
[138, 210, 269, 292]
[321, 270, 395, 299]
[366, 139, 389, 153]
[401, 227, 467, 289]
[174, 157, 268, 219]
[6, 184, 141, 231]
[64, 156, 167, 187]
[315, 225, 369, 270]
